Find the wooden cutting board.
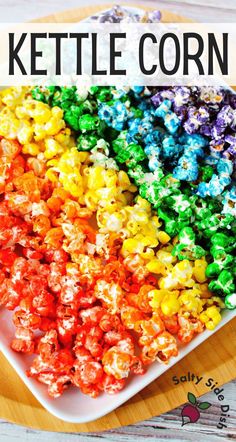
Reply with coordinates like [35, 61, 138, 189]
[0, 4, 235, 432]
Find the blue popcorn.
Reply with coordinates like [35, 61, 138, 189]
[127, 118, 142, 138]
[142, 109, 156, 122]
[143, 129, 162, 146]
[155, 100, 180, 134]
[131, 86, 145, 94]
[173, 154, 199, 181]
[163, 112, 180, 134]
[155, 99, 172, 118]
[197, 174, 231, 198]
[216, 158, 233, 176]
[161, 136, 183, 162]
[179, 133, 208, 149]
[98, 101, 128, 131]
[197, 182, 209, 198]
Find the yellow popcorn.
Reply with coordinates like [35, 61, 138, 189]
[17, 123, 34, 145]
[1, 87, 28, 109]
[156, 249, 177, 265]
[149, 289, 180, 314]
[44, 138, 66, 159]
[149, 289, 166, 308]
[193, 258, 208, 283]
[172, 260, 195, 287]
[179, 289, 203, 315]
[122, 238, 144, 254]
[140, 248, 155, 261]
[146, 259, 166, 275]
[157, 231, 171, 244]
[87, 166, 106, 189]
[22, 143, 41, 156]
[199, 305, 222, 330]
[161, 292, 181, 316]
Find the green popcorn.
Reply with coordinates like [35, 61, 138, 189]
[224, 293, 236, 309]
[115, 149, 131, 164]
[79, 99, 96, 114]
[130, 106, 143, 119]
[178, 226, 195, 244]
[128, 165, 146, 185]
[31, 87, 47, 102]
[157, 208, 185, 237]
[93, 86, 112, 102]
[210, 232, 236, 253]
[126, 143, 147, 166]
[140, 182, 161, 206]
[79, 114, 101, 132]
[51, 86, 77, 108]
[199, 165, 214, 182]
[160, 174, 181, 193]
[208, 270, 235, 295]
[112, 132, 128, 152]
[171, 227, 206, 260]
[172, 243, 206, 261]
[206, 249, 234, 278]
[193, 198, 212, 220]
[164, 194, 192, 219]
[77, 133, 99, 151]
[32, 86, 56, 103]
[196, 214, 219, 232]
[64, 105, 83, 131]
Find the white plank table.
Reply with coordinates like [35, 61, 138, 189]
[0, 0, 235, 440]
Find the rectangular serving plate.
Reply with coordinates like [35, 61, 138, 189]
[0, 6, 235, 424]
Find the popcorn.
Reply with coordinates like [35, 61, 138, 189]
[1, 80, 234, 403]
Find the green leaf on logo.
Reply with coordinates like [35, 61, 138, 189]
[198, 402, 211, 410]
[187, 392, 196, 405]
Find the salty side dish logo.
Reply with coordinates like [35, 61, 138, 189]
[181, 392, 211, 426]
[172, 373, 231, 429]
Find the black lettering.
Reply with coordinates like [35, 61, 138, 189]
[49, 33, 68, 75]
[92, 33, 106, 75]
[172, 376, 179, 385]
[31, 33, 47, 75]
[160, 33, 180, 75]
[9, 33, 27, 75]
[70, 33, 89, 75]
[208, 33, 228, 75]
[110, 33, 126, 75]
[139, 33, 157, 75]
[221, 405, 230, 413]
[205, 378, 214, 387]
[183, 32, 204, 75]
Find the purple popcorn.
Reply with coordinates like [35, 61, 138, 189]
[151, 89, 175, 107]
[209, 139, 225, 153]
[216, 105, 234, 127]
[184, 106, 209, 134]
[200, 124, 213, 137]
[151, 86, 236, 166]
[211, 125, 226, 139]
[199, 87, 225, 105]
[224, 134, 236, 157]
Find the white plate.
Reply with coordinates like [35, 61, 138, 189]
[0, 6, 235, 424]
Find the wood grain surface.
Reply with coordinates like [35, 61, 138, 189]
[0, 2, 235, 440]
[1, 379, 236, 441]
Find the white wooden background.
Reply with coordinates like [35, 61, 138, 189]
[0, 0, 235, 441]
